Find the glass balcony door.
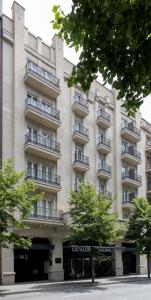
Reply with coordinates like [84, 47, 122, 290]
[27, 161, 38, 178]
[42, 132, 53, 148]
[42, 165, 53, 182]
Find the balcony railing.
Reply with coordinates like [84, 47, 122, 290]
[121, 121, 140, 137]
[25, 60, 60, 88]
[25, 131, 60, 153]
[97, 109, 111, 123]
[73, 123, 89, 137]
[122, 170, 141, 183]
[146, 162, 151, 170]
[98, 161, 111, 174]
[121, 147, 141, 160]
[122, 193, 137, 204]
[97, 135, 111, 148]
[99, 190, 112, 199]
[26, 168, 61, 186]
[73, 94, 89, 110]
[147, 182, 151, 191]
[74, 153, 89, 165]
[30, 207, 63, 222]
[25, 96, 60, 121]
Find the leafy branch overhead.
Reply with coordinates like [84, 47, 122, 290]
[69, 183, 123, 245]
[52, 1, 151, 115]
[0, 160, 43, 248]
[125, 197, 151, 278]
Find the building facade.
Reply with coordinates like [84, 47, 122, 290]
[0, 1, 150, 284]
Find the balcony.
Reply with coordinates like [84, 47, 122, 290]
[97, 161, 111, 179]
[122, 171, 142, 187]
[96, 135, 111, 154]
[146, 140, 151, 154]
[25, 97, 61, 129]
[121, 147, 141, 165]
[24, 132, 61, 161]
[25, 61, 61, 98]
[74, 182, 84, 192]
[147, 181, 151, 194]
[99, 190, 112, 199]
[146, 162, 151, 174]
[72, 94, 89, 117]
[96, 109, 111, 129]
[121, 121, 141, 143]
[73, 123, 89, 144]
[73, 153, 89, 172]
[26, 207, 64, 226]
[25, 168, 61, 192]
[122, 193, 137, 209]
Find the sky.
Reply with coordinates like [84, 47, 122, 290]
[2, 0, 151, 123]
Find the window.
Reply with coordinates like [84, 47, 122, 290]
[27, 162, 38, 178]
[99, 180, 106, 193]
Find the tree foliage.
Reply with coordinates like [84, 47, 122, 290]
[0, 160, 42, 248]
[125, 197, 151, 278]
[69, 183, 121, 244]
[52, 0, 151, 115]
[69, 183, 123, 283]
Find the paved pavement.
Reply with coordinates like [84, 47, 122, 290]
[0, 274, 150, 299]
[1, 280, 151, 300]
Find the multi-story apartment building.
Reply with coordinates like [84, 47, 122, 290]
[0, 1, 150, 284]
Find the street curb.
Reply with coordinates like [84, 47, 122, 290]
[0, 277, 150, 296]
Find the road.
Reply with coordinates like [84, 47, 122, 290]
[2, 281, 151, 300]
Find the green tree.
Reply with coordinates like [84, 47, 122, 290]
[0, 160, 42, 248]
[69, 183, 122, 283]
[52, 1, 151, 115]
[126, 197, 151, 278]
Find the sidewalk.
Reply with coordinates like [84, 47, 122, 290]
[0, 274, 150, 296]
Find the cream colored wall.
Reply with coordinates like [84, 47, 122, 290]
[2, 0, 150, 224]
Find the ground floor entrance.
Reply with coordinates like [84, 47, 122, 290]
[63, 244, 137, 280]
[14, 238, 50, 282]
[63, 245, 115, 280]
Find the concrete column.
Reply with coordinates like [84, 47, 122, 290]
[112, 89, 123, 217]
[0, 247, 15, 285]
[48, 238, 64, 281]
[114, 243, 123, 276]
[136, 254, 147, 274]
[12, 1, 26, 172]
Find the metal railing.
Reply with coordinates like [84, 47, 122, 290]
[73, 123, 89, 137]
[147, 181, 151, 191]
[99, 190, 112, 199]
[97, 109, 111, 123]
[25, 131, 60, 153]
[122, 193, 137, 204]
[25, 60, 60, 88]
[25, 96, 60, 120]
[98, 161, 111, 174]
[30, 207, 63, 221]
[121, 147, 141, 160]
[73, 94, 89, 110]
[74, 153, 89, 165]
[97, 135, 111, 148]
[146, 162, 151, 170]
[121, 121, 140, 137]
[26, 167, 61, 186]
[122, 170, 141, 182]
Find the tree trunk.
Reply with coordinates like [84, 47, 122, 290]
[147, 252, 150, 279]
[91, 256, 95, 284]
